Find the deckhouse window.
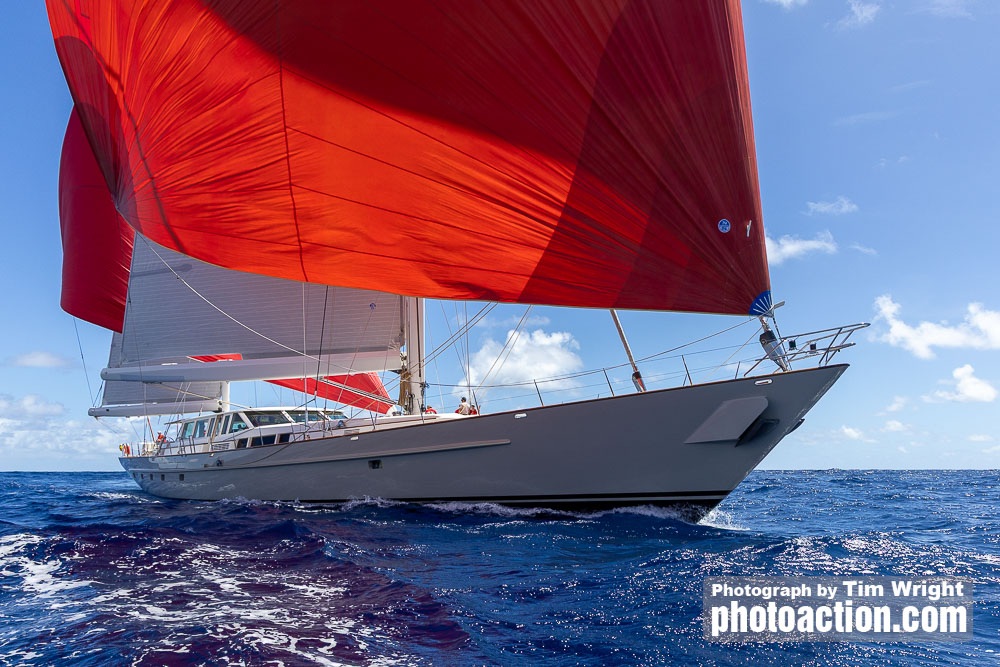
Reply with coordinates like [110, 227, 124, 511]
[229, 415, 248, 433]
[246, 411, 293, 427]
[286, 410, 329, 423]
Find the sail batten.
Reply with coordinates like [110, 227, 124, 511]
[49, 0, 770, 318]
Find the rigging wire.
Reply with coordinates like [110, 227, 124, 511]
[139, 238, 358, 373]
[423, 315, 759, 392]
[475, 305, 533, 394]
[72, 317, 97, 407]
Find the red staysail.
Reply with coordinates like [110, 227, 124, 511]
[267, 377, 394, 415]
[49, 0, 770, 316]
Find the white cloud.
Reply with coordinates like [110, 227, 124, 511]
[968, 434, 994, 442]
[765, 0, 809, 8]
[850, 243, 877, 256]
[838, 425, 878, 443]
[0, 394, 65, 417]
[481, 314, 551, 330]
[929, 365, 997, 403]
[882, 396, 908, 413]
[883, 420, 908, 432]
[873, 295, 1000, 359]
[877, 155, 910, 168]
[806, 196, 858, 216]
[462, 329, 584, 404]
[918, 0, 973, 18]
[766, 231, 837, 265]
[0, 395, 128, 471]
[834, 111, 898, 126]
[7, 351, 73, 368]
[838, 0, 881, 28]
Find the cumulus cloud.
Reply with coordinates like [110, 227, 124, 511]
[837, 0, 881, 28]
[840, 425, 875, 442]
[873, 295, 1000, 359]
[982, 445, 1000, 454]
[0, 395, 129, 470]
[765, 0, 809, 8]
[0, 394, 65, 417]
[766, 231, 837, 265]
[806, 196, 858, 216]
[882, 396, 908, 413]
[7, 351, 73, 368]
[928, 365, 997, 403]
[481, 314, 551, 330]
[461, 329, 584, 404]
[883, 420, 909, 432]
[968, 434, 994, 442]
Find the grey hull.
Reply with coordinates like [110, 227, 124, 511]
[120, 365, 847, 518]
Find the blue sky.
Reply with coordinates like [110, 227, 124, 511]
[2, 0, 999, 471]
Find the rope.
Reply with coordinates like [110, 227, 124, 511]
[475, 305, 532, 392]
[73, 318, 96, 407]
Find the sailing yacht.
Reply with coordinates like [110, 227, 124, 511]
[47, 0, 864, 516]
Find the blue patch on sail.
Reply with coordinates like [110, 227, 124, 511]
[749, 291, 773, 316]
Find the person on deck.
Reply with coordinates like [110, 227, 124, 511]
[456, 397, 471, 415]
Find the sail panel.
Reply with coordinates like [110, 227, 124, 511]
[47, 0, 769, 316]
[119, 237, 403, 366]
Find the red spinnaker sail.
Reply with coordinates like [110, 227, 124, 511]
[58, 108, 134, 332]
[49, 0, 771, 316]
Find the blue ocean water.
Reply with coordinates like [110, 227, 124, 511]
[0, 470, 997, 666]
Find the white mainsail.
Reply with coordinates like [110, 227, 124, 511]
[93, 236, 405, 416]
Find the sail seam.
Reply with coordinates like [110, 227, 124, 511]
[275, 8, 308, 282]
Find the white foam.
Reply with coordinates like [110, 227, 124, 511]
[425, 501, 574, 518]
[697, 507, 748, 531]
[0, 533, 93, 597]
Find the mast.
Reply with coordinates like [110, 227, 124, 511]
[398, 296, 426, 413]
[610, 310, 646, 392]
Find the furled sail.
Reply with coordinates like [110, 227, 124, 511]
[89, 234, 403, 416]
[112, 237, 403, 375]
[92, 333, 226, 417]
[47, 0, 771, 317]
[102, 234, 403, 383]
